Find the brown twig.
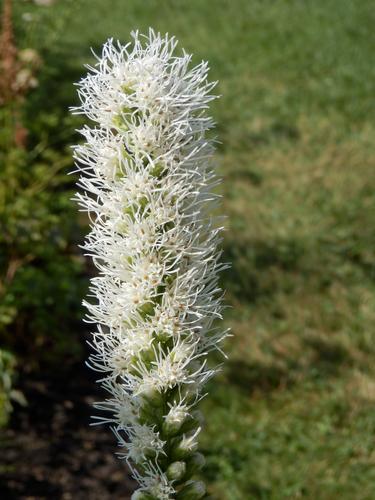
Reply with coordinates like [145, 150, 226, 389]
[0, 0, 19, 105]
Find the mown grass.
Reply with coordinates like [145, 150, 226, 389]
[12, 0, 375, 498]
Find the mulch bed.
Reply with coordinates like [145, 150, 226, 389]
[0, 364, 136, 499]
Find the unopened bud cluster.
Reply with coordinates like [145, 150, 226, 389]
[73, 30, 227, 499]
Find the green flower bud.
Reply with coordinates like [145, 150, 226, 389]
[121, 84, 134, 95]
[163, 407, 189, 436]
[181, 410, 204, 434]
[176, 480, 206, 500]
[172, 432, 199, 460]
[138, 402, 163, 425]
[150, 161, 165, 178]
[131, 490, 155, 500]
[154, 330, 170, 343]
[185, 452, 205, 475]
[191, 410, 205, 427]
[138, 301, 155, 318]
[140, 385, 163, 408]
[112, 108, 133, 130]
[123, 204, 135, 219]
[179, 382, 200, 404]
[166, 461, 187, 481]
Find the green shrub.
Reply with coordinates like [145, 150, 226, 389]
[0, 105, 86, 370]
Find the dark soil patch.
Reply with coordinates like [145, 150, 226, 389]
[0, 365, 136, 499]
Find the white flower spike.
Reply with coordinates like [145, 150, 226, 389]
[72, 29, 228, 499]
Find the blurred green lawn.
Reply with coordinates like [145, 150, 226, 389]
[14, 0, 375, 498]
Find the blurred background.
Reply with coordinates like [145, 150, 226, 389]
[1, 0, 375, 498]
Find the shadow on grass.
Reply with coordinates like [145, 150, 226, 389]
[303, 336, 353, 377]
[222, 336, 353, 398]
[224, 359, 291, 394]
[216, 120, 300, 153]
[221, 237, 305, 302]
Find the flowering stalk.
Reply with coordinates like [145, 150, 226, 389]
[73, 30, 227, 499]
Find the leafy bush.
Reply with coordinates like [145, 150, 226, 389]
[0, 105, 86, 371]
[0, 0, 88, 427]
